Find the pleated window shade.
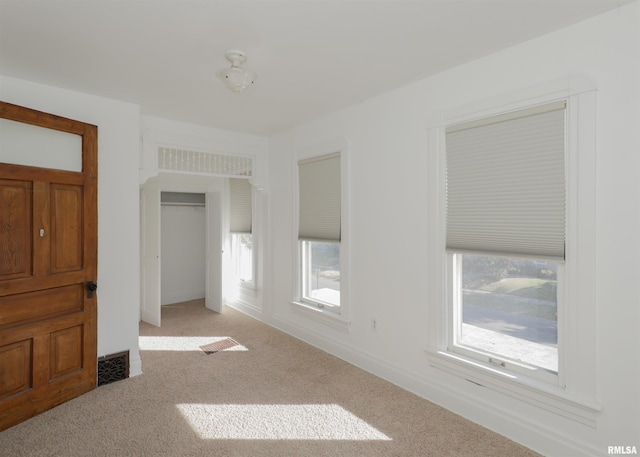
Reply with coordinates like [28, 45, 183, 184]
[298, 153, 341, 242]
[229, 178, 252, 233]
[445, 101, 566, 260]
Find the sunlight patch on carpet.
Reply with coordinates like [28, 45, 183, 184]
[139, 336, 248, 352]
[177, 404, 392, 441]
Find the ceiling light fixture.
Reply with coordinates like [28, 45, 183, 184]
[216, 50, 257, 94]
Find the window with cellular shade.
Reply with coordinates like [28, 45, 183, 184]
[229, 178, 252, 233]
[445, 101, 566, 260]
[298, 152, 341, 242]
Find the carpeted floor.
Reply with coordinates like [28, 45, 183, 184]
[0, 300, 542, 456]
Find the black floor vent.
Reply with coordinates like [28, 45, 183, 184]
[97, 351, 129, 386]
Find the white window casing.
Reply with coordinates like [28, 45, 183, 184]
[292, 140, 350, 331]
[425, 77, 600, 427]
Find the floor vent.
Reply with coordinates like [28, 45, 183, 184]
[97, 351, 129, 386]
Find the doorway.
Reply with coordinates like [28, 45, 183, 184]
[160, 192, 206, 305]
[140, 175, 223, 327]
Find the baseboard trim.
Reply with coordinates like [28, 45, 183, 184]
[129, 354, 143, 378]
[226, 299, 262, 321]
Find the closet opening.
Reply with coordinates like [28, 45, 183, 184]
[140, 179, 223, 327]
[160, 192, 206, 306]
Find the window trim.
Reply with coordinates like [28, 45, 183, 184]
[425, 77, 599, 426]
[293, 138, 350, 328]
[290, 299, 351, 332]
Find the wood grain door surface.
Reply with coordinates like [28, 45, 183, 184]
[0, 102, 98, 431]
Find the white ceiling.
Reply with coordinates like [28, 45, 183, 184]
[0, 1, 633, 136]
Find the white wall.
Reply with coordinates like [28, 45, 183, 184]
[0, 76, 143, 376]
[265, 4, 639, 456]
[161, 204, 206, 305]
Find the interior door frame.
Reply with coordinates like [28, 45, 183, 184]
[140, 178, 222, 327]
[205, 191, 222, 313]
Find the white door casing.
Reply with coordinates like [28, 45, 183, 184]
[140, 179, 223, 326]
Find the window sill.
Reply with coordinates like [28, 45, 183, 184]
[238, 281, 256, 293]
[290, 301, 351, 332]
[424, 348, 600, 427]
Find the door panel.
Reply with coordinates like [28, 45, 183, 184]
[0, 339, 32, 401]
[0, 179, 32, 280]
[0, 101, 97, 431]
[140, 186, 161, 327]
[0, 284, 84, 330]
[51, 183, 83, 273]
[50, 325, 83, 380]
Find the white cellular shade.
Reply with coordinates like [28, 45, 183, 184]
[298, 153, 341, 242]
[445, 102, 566, 260]
[229, 178, 252, 233]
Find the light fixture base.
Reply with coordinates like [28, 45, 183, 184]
[217, 49, 256, 94]
[225, 50, 247, 67]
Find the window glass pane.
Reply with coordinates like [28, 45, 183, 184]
[0, 118, 82, 172]
[232, 233, 253, 283]
[302, 241, 340, 308]
[458, 254, 558, 372]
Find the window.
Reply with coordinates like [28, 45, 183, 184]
[229, 178, 253, 286]
[298, 153, 341, 311]
[301, 240, 340, 309]
[426, 80, 599, 424]
[231, 233, 253, 283]
[446, 101, 566, 382]
[453, 254, 559, 378]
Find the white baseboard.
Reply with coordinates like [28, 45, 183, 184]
[129, 355, 143, 378]
[268, 311, 601, 457]
[225, 299, 263, 321]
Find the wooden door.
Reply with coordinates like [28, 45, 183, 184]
[0, 102, 98, 431]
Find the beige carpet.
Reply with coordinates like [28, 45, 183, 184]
[0, 300, 542, 456]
